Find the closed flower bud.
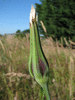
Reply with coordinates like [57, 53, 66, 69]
[28, 4, 50, 100]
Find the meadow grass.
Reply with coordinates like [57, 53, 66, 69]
[0, 35, 75, 100]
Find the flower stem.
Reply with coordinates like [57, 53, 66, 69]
[42, 84, 50, 100]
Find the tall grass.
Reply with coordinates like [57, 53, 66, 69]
[0, 35, 75, 100]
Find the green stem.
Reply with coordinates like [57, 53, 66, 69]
[42, 84, 50, 100]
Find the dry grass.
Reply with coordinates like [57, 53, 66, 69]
[0, 35, 75, 100]
[68, 56, 75, 99]
[41, 36, 75, 58]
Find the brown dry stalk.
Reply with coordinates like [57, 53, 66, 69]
[14, 41, 19, 54]
[68, 56, 74, 99]
[8, 57, 14, 86]
[0, 40, 5, 53]
[40, 20, 48, 38]
[14, 91, 18, 100]
[50, 37, 54, 46]
[64, 37, 69, 46]
[25, 33, 30, 43]
[61, 37, 63, 44]
[9, 51, 12, 59]
[61, 37, 63, 47]
[69, 40, 75, 45]
[5, 72, 30, 79]
[56, 38, 59, 47]
[55, 38, 60, 54]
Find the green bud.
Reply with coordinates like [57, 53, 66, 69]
[29, 4, 50, 100]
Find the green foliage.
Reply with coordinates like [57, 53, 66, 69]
[35, 0, 75, 42]
[0, 34, 2, 39]
[22, 29, 30, 34]
[71, 35, 75, 42]
[14, 29, 30, 38]
[0, 34, 1, 36]
[16, 30, 21, 33]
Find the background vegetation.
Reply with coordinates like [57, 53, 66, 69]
[14, 0, 75, 45]
[35, 0, 75, 42]
[14, 29, 30, 38]
[0, 34, 75, 100]
[0, 0, 75, 99]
